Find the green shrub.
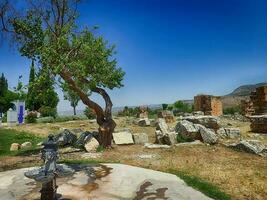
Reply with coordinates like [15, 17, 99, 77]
[25, 111, 38, 123]
[84, 107, 96, 119]
[162, 104, 168, 110]
[39, 106, 57, 118]
[223, 106, 241, 115]
[177, 134, 194, 143]
[1, 113, 7, 122]
[173, 100, 193, 114]
[37, 116, 54, 123]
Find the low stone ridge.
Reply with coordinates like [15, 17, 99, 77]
[228, 140, 267, 156]
[144, 143, 171, 149]
[182, 116, 220, 130]
[113, 130, 134, 145]
[132, 133, 149, 144]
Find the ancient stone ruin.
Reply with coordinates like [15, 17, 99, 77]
[157, 110, 175, 123]
[249, 86, 267, 133]
[194, 95, 222, 116]
[240, 99, 255, 116]
[137, 106, 148, 118]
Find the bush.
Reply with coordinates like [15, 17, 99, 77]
[223, 106, 241, 115]
[39, 106, 57, 118]
[1, 113, 7, 122]
[84, 107, 96, 119]
[173, 101, 193, 114]
[25, 111, 38, 123]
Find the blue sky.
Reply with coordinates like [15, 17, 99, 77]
[0, 0, 266, 111]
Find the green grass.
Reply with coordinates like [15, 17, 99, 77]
[0, 128, 44, 156]
[168, 170, 231, 200]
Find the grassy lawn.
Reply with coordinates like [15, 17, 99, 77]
[0, 128, 43, 156]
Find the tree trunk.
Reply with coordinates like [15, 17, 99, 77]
[59, 70, 116, 148]
[73, 106, 76, 115]
[98, 118, 116, 147]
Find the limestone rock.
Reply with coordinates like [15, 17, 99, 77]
[197, 124, 218, 144]
[229, 140, 267, 156]
[137, 118, 150, 127]
[54, 129, 77, 147]
[156, 118, 169, 134]
[84, 138, 99, 152]
[10, 143, 20, 151]
[132, 133, 149, 144]
[113, 131, 134, 145]
[182, 116, 220, 130]
[21, 142, 32, 149]
[217, 128, 241, 138]
[175, 120, 201, 141]
[76, 131, 98, 147]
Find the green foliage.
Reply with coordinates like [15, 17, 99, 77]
[62, 84, 80, 115]
[162, 104, 168, 110]
[25, 111, 37, 123]
[0, 129, 43, 156]
[36, 115, 86, 123]
[117, 106, 138, 117]
[173, 100, 193, 114]
[5, 1, 124, 123]
[84, 107, 96, 119]
[39, 106, 57, 118]
[96, 145, 105, 152]
[13, 75, 27, 101]
[168, 170, 231, 200]
[33, 70, 59, 111]
[177, 134, 194, 143]
[0, 73, 20, 113]
[26, 60, 37, 111]
[223, 106, 241, 115]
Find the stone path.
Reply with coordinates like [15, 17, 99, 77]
[0, 164, 213, 200]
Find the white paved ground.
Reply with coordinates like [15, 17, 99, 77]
[0, 164, 213, 200]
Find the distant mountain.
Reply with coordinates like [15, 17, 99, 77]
[226, 82, 267, 96]
[222, 82, 267, 108]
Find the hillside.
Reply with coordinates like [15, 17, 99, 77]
[222, 82, 267, 108]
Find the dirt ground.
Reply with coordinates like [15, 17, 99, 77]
[1, 116, 267, 200]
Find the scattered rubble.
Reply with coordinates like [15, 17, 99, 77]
[217, 128, 241, 138]
[228, 140, 267, 156]
[137, 118, 151, 126]
[132, 133, 149, 144]
[84, 138, 99, 152]
[175, 120, 201, 141]
[10, 143, 20, 151]
[197, 124, 218, 144]
[113, 130, 134, 145]
[250, 115, 267, 133]
[157, 110, 175, 123]
[54, 129, 77, 147]
[155, 118, 177, 145]
[182, 115, 221, 130]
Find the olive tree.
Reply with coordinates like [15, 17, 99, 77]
[0, 0, 125, 147]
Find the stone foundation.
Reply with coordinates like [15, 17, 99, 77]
[194, 95, 222, 116]
[250, 115, 267, 133]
